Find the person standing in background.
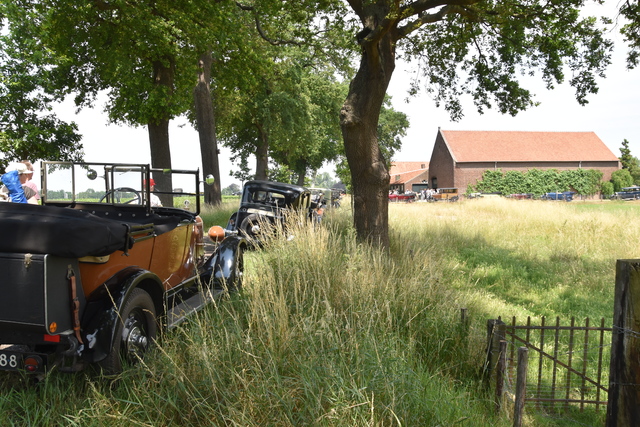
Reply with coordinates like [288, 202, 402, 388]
[21, 160, 40, 202]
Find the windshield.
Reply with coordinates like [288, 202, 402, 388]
[41, 162, 201, 213]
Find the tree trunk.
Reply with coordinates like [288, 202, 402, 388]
[295, 161, 307, 186]
[340, 31, 395, 249]
[148, 119, 172, 207]
[148, 59, 174, 207]
[194, 50, 222, 205]
[254, 125, 269, 180]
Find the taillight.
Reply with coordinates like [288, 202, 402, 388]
[23, 356, 43, 373]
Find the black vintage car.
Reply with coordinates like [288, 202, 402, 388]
[0, 161, 246, 375]
[226, 180, 313, 244]
[612, 186, 640, 200]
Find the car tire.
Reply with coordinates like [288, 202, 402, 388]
[239, 213, 261, 239]
[99, 288, 157, 375]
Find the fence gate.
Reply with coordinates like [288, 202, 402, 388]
[486, 316, 612, 417]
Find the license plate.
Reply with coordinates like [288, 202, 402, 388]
[0, 349, 22, 371]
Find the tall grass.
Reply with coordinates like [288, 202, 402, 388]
[2, 198, 636, 426]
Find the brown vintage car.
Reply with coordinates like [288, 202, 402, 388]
[0, 162, 245, 375]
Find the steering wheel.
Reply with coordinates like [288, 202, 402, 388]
[100, 187, 142, 204]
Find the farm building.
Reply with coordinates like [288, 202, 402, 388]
[427, 129, 621, 191]
[389, 161, 429, 193]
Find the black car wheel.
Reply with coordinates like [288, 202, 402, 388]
[99, 288, 157, 375]
[239, 213, 261, 239]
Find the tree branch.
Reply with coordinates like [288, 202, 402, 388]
[235, 1, 304, 46]
[397, 4, 479, 39]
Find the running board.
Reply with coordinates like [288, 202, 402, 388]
[166, 288, 225, 329]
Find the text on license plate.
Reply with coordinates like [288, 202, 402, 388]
[0, 350, 21, 370]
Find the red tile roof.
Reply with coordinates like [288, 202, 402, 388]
[389, 161, 428, 175]
[441, 130, 618, 163]
[391, 169, 428, 184]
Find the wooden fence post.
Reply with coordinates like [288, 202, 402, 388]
[513, 347, 529, 427]
[496, 340, 507, 413]
[606, 260, 640, 427]
[485, 319, 506, 389]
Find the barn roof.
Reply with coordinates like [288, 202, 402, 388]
[389, 161, 429, 175]
[389, 161, 429, 184]
[440, 130, 619, 163]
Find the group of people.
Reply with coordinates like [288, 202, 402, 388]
[419, 188, 437, 201]
[0, 161, 40, 204]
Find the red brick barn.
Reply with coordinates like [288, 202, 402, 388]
[428, 129, 620, 192]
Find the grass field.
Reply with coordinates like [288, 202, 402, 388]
[1, 197, 637, 426]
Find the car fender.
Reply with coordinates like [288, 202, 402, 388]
[81, 268, 164, 363]
[200, 236, 246, 288]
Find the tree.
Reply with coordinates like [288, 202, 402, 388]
[336, 0, 612, 248]
[611, 169, 634, 192]
[221, 183, 241, 195]
[215, 37, 347, 185]
[0, 3, 83, 169]
[619, 139, 640, 184]
[335, 96, 409, 192]
[3, 0, 243, 205]
[312, 172, 337, 189]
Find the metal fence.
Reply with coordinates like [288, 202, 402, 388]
[486, 316, 612, 419]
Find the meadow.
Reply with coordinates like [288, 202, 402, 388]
[1, 197, 638, 426]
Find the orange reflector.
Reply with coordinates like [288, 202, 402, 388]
[48, 322, 58, 333]
[208, 225, 226, 242]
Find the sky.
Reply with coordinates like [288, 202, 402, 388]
[51, 6, 639, 190]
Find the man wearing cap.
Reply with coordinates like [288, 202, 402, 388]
[0, 162, 38, 204]
[148, 179, 162, 207]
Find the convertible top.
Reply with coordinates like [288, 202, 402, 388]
[0, 203, 179, 258]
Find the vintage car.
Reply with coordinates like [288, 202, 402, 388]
[432, 187, 459, 201]
[389, 192, 416, 202]
[611, 186, 640, 200]
[541, 191, 575, 201]
[0, 162, 245, 375]
[226, 180, 313, 244]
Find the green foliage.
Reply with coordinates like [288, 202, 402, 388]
[311, 171, 337, 189]
[600, 180, 614, 196]
[619, 139, 640, 184]
[620, 0, 640, 68]
[610, 168, 634, 192]
[0, 4, 84, 168]
[472, 168, 603, 196]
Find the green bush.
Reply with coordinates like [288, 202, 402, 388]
[601, 180, 614, 196]
[610, 169, 634, 192]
